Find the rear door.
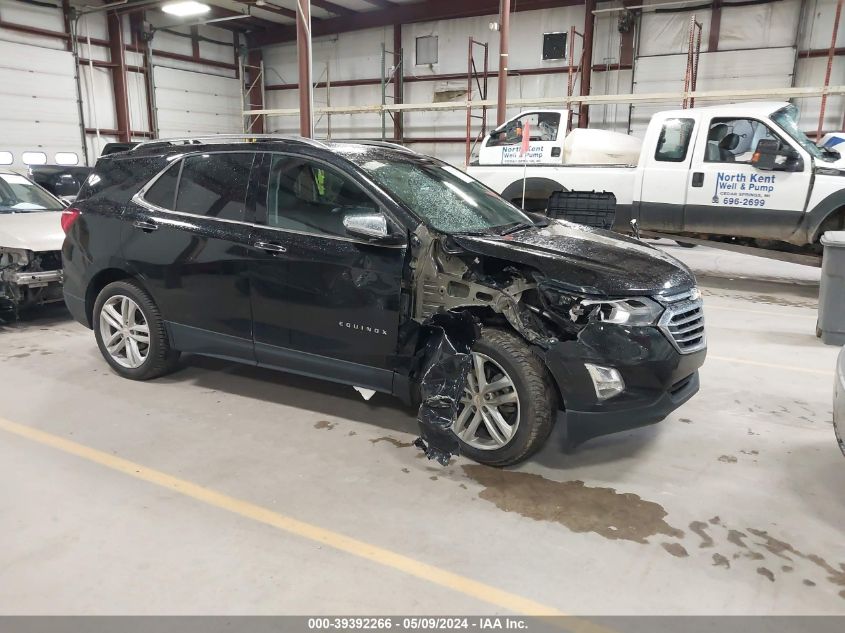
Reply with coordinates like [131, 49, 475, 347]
[125, 151, 257, 361]
[636, 116, 697, 232]
[683, 116, 811, 240]
[248, 153, 407, 392]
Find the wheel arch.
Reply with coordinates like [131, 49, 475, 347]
[85, 268, 136, 326]
[500, 177, 566, 208]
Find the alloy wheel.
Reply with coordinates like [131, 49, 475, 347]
[453, 352, 521, 450]
[99, 295, 151, 369]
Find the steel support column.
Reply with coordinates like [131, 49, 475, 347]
[496, 0, 511, 126]
[107, 11, 131, 142]
[297, 0, 314, 138]
[580, 0, 596, 128]
[709, 0, 722, 52]
[393, 23, 404, 141]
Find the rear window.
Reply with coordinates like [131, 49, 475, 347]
[655, 118, 695, 162]
[175, 153, 254, 221]
[144, 161, 180, 209]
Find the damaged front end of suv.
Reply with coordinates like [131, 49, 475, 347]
[403, 211, 706, 466]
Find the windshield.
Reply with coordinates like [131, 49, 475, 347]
[771, 104, 833, 162]
[0, 173, 64, 214]
[351, 154, 533, 234]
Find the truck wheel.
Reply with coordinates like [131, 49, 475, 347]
[453, 327, 556, 466]
[93, 280, 180, 380]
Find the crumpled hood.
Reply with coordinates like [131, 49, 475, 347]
[0, 212, 65, 252]
[452, 219, 696, 297]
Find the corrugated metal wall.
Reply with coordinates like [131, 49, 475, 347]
[261, 0, 845, 166]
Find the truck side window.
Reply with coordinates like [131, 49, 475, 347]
[654, 118, 695, 162]
[487, 112, 560, 147]
[704, 118, 781, 164]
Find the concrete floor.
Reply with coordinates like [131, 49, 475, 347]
[0, 244, 843, 616]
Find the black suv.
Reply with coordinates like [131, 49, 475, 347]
[61, 136, 706, 466]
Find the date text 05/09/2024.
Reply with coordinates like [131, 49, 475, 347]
[307, 617, 529, 630]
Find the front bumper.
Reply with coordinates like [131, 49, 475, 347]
[834, 347, 845, 457]
[538, 322, 706, 446]
[8, 269, 62, 287]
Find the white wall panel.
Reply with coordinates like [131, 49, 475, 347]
[154, 66, 242, 137]
[0, 39, 84, 169]
[630, 46, 796, 135]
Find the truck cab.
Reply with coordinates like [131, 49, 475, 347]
[476, 110, 570, 166]
[469, 101, 845, 251]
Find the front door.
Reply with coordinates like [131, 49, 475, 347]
[683, 116, 811, 240]
[124, 151, 257, 361]
[636, 116, 697, 232]
[249, 153, 407, 392]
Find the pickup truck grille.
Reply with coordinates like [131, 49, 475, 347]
[658, 289, 706, 354]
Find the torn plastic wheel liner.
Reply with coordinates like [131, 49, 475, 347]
[414, 311, 479, 466]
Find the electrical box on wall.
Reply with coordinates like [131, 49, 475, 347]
[542, 32, 567, 61]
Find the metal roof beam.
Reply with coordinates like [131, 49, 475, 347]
[253, 0, 585, 46]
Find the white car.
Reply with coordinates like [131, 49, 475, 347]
[0, 171, 66, 312]
[836, 347, 845, 456]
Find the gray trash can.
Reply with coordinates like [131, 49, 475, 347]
[819, 231, 845, 345]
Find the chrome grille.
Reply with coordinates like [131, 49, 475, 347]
[658, 289, 706, 354]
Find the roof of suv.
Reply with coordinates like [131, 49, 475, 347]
[119, 136, 417, 161]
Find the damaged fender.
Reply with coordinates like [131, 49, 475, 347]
[414, 311, 479, 466]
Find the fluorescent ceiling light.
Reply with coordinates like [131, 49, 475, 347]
[162, 1, 211, 17]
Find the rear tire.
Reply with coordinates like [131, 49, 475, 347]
[453, 327, 556, 467]
[93, 280, 180, 380]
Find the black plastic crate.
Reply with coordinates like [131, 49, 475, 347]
[547, 190, 616, 230]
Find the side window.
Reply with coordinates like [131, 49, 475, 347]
[487, 112, 561, 147]
[267, 155, 376, 237]
[144, 161, 180, 209]
[655, 118, 695, 162]
[704, 118, 781, 164]
[174, 153, 254, 220]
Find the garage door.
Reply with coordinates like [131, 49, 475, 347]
[153, 66, 242, 138]
[0, 40, 85, 170]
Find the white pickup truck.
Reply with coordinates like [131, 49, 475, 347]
[467, 102, 845, 253]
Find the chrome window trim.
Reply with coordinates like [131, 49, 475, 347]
[132, 152, 407, 249]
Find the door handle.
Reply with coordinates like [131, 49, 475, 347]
[132, 220, 159, 232]
[254, 241, 287, 254]
[692, 172, 704, 187]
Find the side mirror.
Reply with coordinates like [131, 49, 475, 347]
[752, 139, 803, 172]
[343, 211, 391, 241]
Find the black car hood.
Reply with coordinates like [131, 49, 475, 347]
[452, 220, 696, 297]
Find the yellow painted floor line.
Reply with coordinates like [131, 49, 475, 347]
[0, 416, 571, 619]
[709, 355, 834, 377]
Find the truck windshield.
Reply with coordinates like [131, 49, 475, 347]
[771, 105, 833, 162]
[352, 155, 533, 234]
[0, 174, 64, 214]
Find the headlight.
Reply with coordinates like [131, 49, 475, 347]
[0, 248, 30, 267]
[540, 285, 663, 327]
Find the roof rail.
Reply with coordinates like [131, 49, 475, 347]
[130, 134, 329, 151]
[332, 139, 417, 154]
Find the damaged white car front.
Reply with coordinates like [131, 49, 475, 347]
[0, 172, 66, 313]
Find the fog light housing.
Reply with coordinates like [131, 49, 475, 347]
[585, 364, 625, 401]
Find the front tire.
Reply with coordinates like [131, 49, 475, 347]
[453, 327, 556, 466]
[93, 280, 180, 380]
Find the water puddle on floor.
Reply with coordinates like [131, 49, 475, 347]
[461, 465, 683, 544]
